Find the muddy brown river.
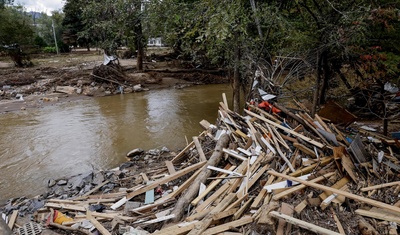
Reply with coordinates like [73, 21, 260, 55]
[0, 84, 232, 203]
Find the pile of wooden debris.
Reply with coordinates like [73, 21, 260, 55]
[1, 94, 400, 235]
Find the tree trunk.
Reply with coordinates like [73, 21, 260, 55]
[170, 134, 230, 222]
[134, 1, 144, 71]
[311, 52, 323, 117]
[319, 52, 329, 104]
[233, 31, 241, 113]
[250, 0, 263, 39]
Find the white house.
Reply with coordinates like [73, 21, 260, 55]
[147, 37, 164, 47]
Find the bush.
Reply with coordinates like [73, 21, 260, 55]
[43, 47, 57, 53]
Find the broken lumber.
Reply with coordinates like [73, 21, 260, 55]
[270, 211, 341, 235]
[268, 170, 400, 214]
[170, 134, 230, 222]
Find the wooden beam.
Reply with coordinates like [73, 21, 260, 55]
[330, 208, 345, 235]
[193, 136, 207, 162]
[355, 208, 400, 223]
[360, 181, 400, 192]
[273, 172, 335, 200]
[202, 216, 253, 235]
[79, 180, 110, 198]
[86, 211, 112, 235]
[277, 203, 294, 235]
[244, 109, 325, 149]
[127, 161, 205, 199]
[268, 170, 400, 214]
[7, 210, 18, 230]
[289, 157, 333, 177]
[270, 211, 341, 235]
[165, 161, 176, 174]
[45, 202, 86, 212]
[152, 221, 202, 235]
[191, 165, 236, 206]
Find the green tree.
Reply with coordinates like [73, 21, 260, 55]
[35, 11, 68, 53]
[80, 0, 144, 69]
[62, 0, 91, 50]
[0, 5, 35, 66]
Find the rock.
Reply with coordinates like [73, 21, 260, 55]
[124, 87, 133, 93]
[91, 82, 96, 86]
[133, 84, 142, 92]
[57, 180, 68, 186]
[161, 147, 170, 152]
[127, 148, 144, 158]
[148, 149, 160, 156]
[76, 88, 82, 94]
[48, 179, 56, 187]
[120, 161, 135, 170]
[93, 172, 105, 185]
[105, 90, 112, 95]
[56, 86, 76, 94]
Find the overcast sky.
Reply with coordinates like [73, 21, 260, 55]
[15, 0, 65, 14]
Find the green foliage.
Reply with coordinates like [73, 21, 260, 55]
[79, 0, 143, 55]
[34, 35, 47, 47]
[43, 46, 57, 53]
[0, 5, 34, 45]
[62, 0, 91, 48]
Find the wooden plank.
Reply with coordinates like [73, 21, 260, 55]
[223, 148, 247, 161]
[319, 177, 349, 201]
[142, 214, 175, 225]
[75, 212, 136, 222]
[257, 199, 279, 225]
[245, 109, 325, 149]
[193, 136, 207, 162]
[86, 211, 112, 235]
[330, 208, 345, 235]
[212, 208, 238, 220]
[222, 93, 229, 109]
[233, 198, 253, 220]
[160, 166, 204, 203]
[251, 175, 275, 209]
[191, 165, 236, 206]
[237, 164, 269, 197]
[45, 202, 86, 212]
[153, 221, 202, 235]
[355, 208, 400, 223]
[126, 161, 205, 199]
[188, 193, 237, 235]
[199, 119, 211, 130]
[270, 211, 341, 235]
[289, 157, 333, 177]
[268, 170, 400, 214]
[360, 181, 400, 192]
[7, 210, 18, 230]
[277, 203, 294, 235]
[82, 180, 110, 197]
[293, 143, 316, 158]
[202, 216, 253, 235]
[273, 172, 335, 200]
[165, 161, 176, 174]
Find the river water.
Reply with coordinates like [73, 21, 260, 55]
[0, 84, 232, 203]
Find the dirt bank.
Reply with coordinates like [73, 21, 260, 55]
[0, 51, 229, 113]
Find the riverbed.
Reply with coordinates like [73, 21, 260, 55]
[0, 84, 232, 203]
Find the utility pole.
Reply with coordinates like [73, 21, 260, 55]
[52, 19, 59, 54]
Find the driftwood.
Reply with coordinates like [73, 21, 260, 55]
[170, 133, 230, 222]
